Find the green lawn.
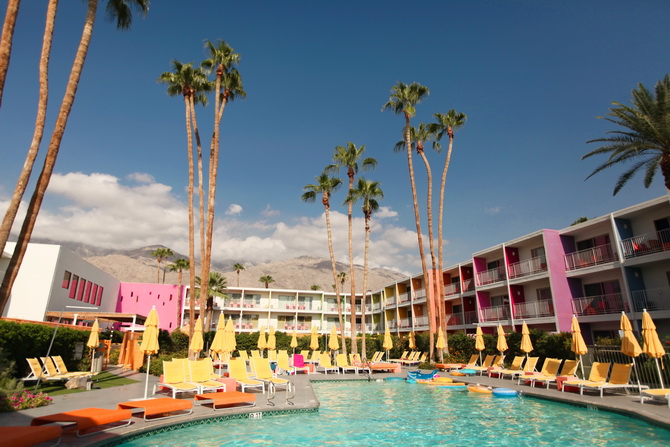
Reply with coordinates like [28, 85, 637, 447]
[35, 371, 139, 396]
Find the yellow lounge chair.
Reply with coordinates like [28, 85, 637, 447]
[316, 353, 339, 374]
[267, 350, 278, 362]
[562, 362, 611, 392]
[400, 352, 420, 365]
[23, 358, 67, 382]
[531, 359, 579, 388]
[579, 363, 647, 397]
[239, 350, 250, 364]
[154, 361, 199, 398]
[188, 360, 226, 393]
[640, 388, 670, 407]
[490, 356, 524, 378]
[389, 351, 409, 363]
[503, 356, 538, 380]
[228, 358, 265, 393]
[251, 357, 291, 390]
[300, 350, 310, 359]
[306, 350, 321, 363]
[336, 354, 358, 373]
[51, 355, 93, 377]
[467, 354, 496, 374]
[519, 358, 561, 385]
[404, 352, 428, 367]
[350, 353, 371, 373]
[41, 357, 91, 380]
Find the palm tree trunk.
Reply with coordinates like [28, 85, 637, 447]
[347, 172, 357, 354]
[362, 215, 370, 360]
[176, 269, 183, 328]
[403, 113, 435, 360]
[0, 0, 56, 255]
[185, 94, 196, 339]
[324, 193, 347, 358]
[0, 0, 20, 108]
[437, 133, 455, 356]
[0, 0, 97, 314]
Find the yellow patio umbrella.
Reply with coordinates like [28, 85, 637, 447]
[258, 326, 267, 354]
[570, 315, 588, 378]
[290, 330, 298, 354]
[310, 325, 319, 351]
[475, 325, 485, 365]
[436, 330, 445, 350]
[223, 317, 237, 355]
[520, 322, 533, 362]
[210, 314, 227, 373]
[642, 309, 666, 388]
[189, 317, 204, 356]
[408, 331, 416, 350]
[496, 324, 508, 361]
[139, 306, 160, 399]
[267, 326, 277, 352]
[620, 311, 643, 389]
[328, 326, 340, 352]
[383, 325, 393, 361]
[86, 319, 100, 373]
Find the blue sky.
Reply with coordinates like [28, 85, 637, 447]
[1, 0, 669, 276]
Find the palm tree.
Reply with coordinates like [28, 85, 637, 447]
[198, 40, 245, 321]
[347, 178, 383, 360]
[168, 258, 189, 328]
[301, 171, 346, 357]
[151, 247, 173, 284]
[0, 0, 149, 315]
[259, 275, 275, 289]
[331, 142, 377, 354]
[337, 271, 348, 354]
[233, 263, 245, 287]
[195, 271, 228, 331]
[583, 75, 670, 195]
[0, 0, 57, 256]
[381, 81, 436, 359]
[429, 109, 467, 356]
[158, 60, 209, 338]
[0, 0, 21, 108]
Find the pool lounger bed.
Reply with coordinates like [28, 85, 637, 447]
[31, 407, 133, 437]
[118, 397, 193, 421]
[195, 391, 257, 410]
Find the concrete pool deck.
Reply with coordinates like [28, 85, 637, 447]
[1, 366, 669, 446]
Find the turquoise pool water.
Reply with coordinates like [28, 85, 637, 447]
[119, 381, 670, 446]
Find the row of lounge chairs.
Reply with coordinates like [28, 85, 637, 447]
[23, 356, 95, 383]
[389, 351, 427, 366]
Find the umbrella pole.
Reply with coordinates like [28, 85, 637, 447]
[579, 355, 585, 379]
[144, 355, 151, 400]
[90, 349, 95, 373]
[654, 358, 665, 388]
[631, 357, 641, 389]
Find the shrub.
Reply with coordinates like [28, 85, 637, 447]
[0, 391, 52, 412]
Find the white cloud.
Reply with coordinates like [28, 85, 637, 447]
[375, 206, 398, 219]
[261, 204, 280, 217]
[226, 204, 243, 216]
[127, 172, 155, 184]
[484, 206, 502, 215]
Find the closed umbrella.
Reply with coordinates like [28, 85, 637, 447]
[224, 318, 237, 355]
[475, 325, 485, 365]
[408, 331, 416, 350]
[210, 314, 227, 374]
[383, 326, 393, 361]
[290, 330, 298, 354]
[139, 307, 160, 400]
[520, 322, 533, 362]
[267, 326, 276, 352]
[329, 326, 340, 352]
[258, 326, 267, 354]
[620, 312, 642, 389]
[86, 319, 100, 373]
[642, 309, 666, 388]
[310, 325, 319, 351]
[436, 330, 445, 350]
[496, 324, 508, 362]
[570, 315, 588, 378]
[189, 317, 204, 356]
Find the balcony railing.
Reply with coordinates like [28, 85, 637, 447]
[565, 243, 617, 270]
[444, 283, 461, 296]
[513, 300, 553, 319]
[621, 229, 670, 259]
[508, 256, 547, 279]
[384, 299, 396, 308]
[414, 316, 429, 329]
[398, 317, 410, 328]
[630, 288, 670, 312]
[462, 278, 475, 292]
[398, 292, 410, 303]
[476, 267, 506, 286]
[571, 293, 628, 316]
[414, 289, 426, 303]
[479, 305, 510, 322]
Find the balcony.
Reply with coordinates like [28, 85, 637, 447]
[445, 311, 477, 326]
[398, 292, 411, 303]
[508, 256, 547, 279]
[462, 278, 475, 292]
[414, 316, 429, 330]
[479, 305, 510, 322]
[630, 288, 670, 312]
[414, 289, 426, 303]
[565, 244, 617, 270]
[571, 293, 628, 316]
[398, 317, 411, 328]
[513, 300, 553, 319]
[621, 229, 670, 259]
[444, 283, 461, 297]
[476, 267, 506, 286]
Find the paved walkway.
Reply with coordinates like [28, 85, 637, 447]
[1, 366, 669, 446]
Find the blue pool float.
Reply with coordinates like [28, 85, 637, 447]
[492, 388, 517, 398]
[438, 385, 467, 390]
[385, 377, 405, 382]
[460, 369, 477, 376]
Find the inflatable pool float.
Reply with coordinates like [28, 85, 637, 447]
[415, 379, 464, 386]
[385, 377, 405, 381]
[467, 385, 493, 394]
[438, 384, 467, 389]
[433, 377, 454, 383]
[406, 370, 439, 381]
[460, 369, 477, 375]
[492, 388, 517, 398]
[451, 371, 466, 376]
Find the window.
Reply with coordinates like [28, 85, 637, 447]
[576, 234, 610, 251]
[62, 271, 71, 289]
[69, 275, 79, 299]
[96, 287, 104, 306]
[84, 281, 92, 303]
[536, 288, 552, 301]
[92, 284, 98, 302]
[76, 278, 86, 301]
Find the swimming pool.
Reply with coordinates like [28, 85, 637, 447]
[118, 381, 670, 446]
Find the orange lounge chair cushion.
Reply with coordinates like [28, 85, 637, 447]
[195, 391, 256, 406]
[31, 407, 132, 431]
[3, 426, 62, 447]
[368, 363, 397, 371]
[118, 397, 193, 417]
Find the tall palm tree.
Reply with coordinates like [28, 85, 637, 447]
[0, 0, 21, 108]
[331, 142, 377, 354]
[199, 40, 245, 318]
[151, 247, 173, 284]
[301, 171, 346, 357]
[168, 258, 189, 328]
[347, 178, 383, 360]
[337, 271, 348, 353]
[0, 0, 56, 255]
[0, 0, 149, 315]
[429, 109, 467, 356]
[583, 74, 670, 195]
[259, 275, 275, 289]
[195, 271, 228, 331]
[233, 263, 245, 287]
[381, 81, 436, 359]
[158, 60, 209, 338]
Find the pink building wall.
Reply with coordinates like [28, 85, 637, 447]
[116, 282, 184, 332]
[543, 230, 573, 332]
